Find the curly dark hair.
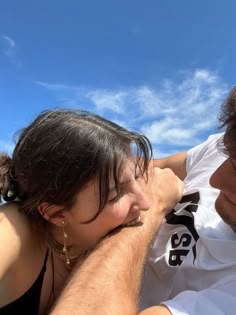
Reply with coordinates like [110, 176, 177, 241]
[218, 86, 236, 158]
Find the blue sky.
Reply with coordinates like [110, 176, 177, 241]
[0, 0, 235, 157]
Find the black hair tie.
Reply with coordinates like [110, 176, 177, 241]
[3, 189, 18, 202]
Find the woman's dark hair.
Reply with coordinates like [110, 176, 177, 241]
[218, 86, 236, 158]
[0, 109, 152, 232]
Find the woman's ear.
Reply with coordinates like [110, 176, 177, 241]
[37, 202, 66, 227]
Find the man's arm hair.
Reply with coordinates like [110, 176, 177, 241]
[51, 225, 154, 315]
[50, 168, 183, 315]
[51, 227, 173, 315]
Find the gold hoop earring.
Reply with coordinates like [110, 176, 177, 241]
[61, 221, 70, 266]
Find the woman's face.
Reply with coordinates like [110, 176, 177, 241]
[64, 160, 150, 253]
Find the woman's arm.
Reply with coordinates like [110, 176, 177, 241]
[0, 203, 26, 279]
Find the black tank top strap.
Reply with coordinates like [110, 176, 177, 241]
[0, 248, 49, 315]
[42, 248, 49, 273]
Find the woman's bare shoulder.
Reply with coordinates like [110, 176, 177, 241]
[0, 202, 27, 222]
[0, 202, 32, 234]
[0, 202, 32, 278]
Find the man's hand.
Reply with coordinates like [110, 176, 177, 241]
[140, 167, 184, 231]
[149, 167, 184, 210]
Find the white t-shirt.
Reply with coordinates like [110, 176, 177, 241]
[140, 134, 236, 315]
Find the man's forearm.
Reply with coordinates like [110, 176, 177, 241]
[50, 223, 159, 315]
[50, 168, 184, 315]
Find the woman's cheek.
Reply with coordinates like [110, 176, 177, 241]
[114, 198, 131, 221]
[106, 199, 130, 224]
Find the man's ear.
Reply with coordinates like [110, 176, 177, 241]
[37, 202, 66, 227]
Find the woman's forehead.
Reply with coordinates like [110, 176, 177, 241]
[77, 158, 137, 197]
[108, 159, 136, 184]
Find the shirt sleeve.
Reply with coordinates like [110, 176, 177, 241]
[162, 277, 236, 315]
[186, 133, 224, 174]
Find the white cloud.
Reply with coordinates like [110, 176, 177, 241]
[143, 119, 198, 146]
[3, 35, 16, 48]
[0, 34, 16, 57]
[0, 34, 22, 68]
[35, 81, 76, 91]
[87, 89, 127, 114]
[35, 68, 228, 156]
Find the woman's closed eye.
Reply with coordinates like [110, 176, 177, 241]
[107, 186, 128, 203]
[108, 191, 122, 203]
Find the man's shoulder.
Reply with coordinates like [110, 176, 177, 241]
[186, 133, 225, 174]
